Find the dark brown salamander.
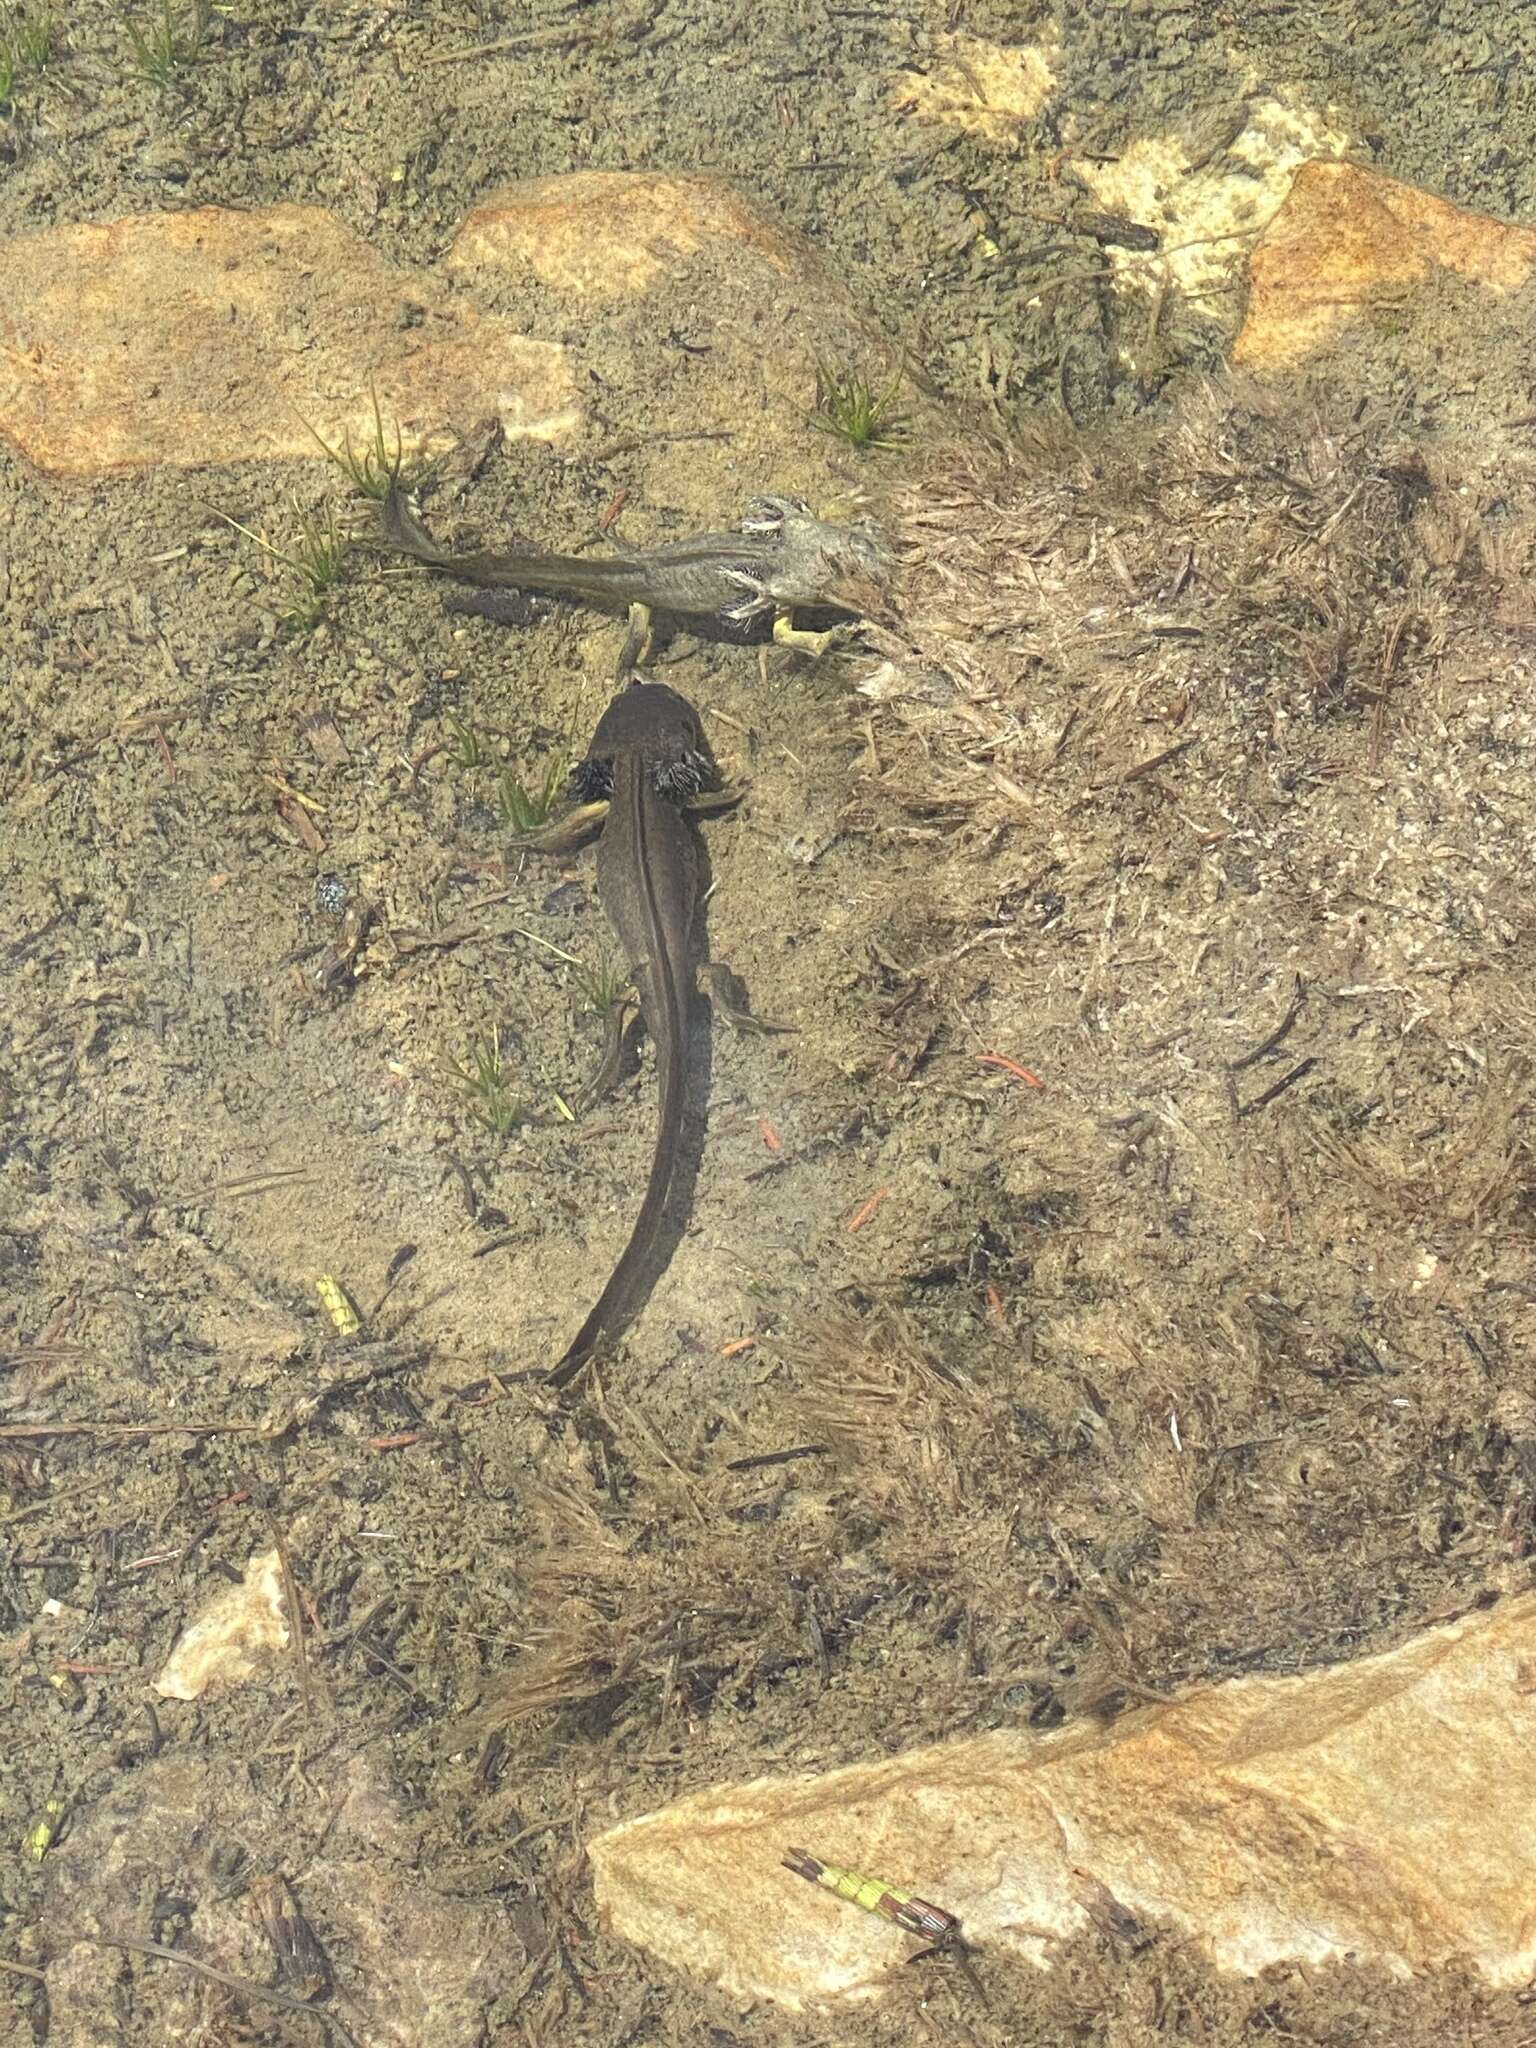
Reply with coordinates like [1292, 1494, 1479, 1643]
[545, 679, 711, 1390]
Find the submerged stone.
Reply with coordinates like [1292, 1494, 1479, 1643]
[446, 170, 808, 297]
[0, 203, 579, 477]
[589, 1590, 1536, 2007]
[1235, 160, 1536, 370]
[154, 1547, 288, 1700]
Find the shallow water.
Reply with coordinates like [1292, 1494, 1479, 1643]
[3, 5, 1535, 2043]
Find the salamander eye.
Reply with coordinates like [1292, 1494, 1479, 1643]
[740, 494, 811, 533]
[570, 755, 614, 802]
[739, 496, 789, 535]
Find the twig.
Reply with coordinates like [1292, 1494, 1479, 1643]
[978, 1051, 1044, 1088]
[1193, 1434, 1286, 1522]
[1049, 706, 1080, 762]
[1237, 1057, 1317, 1118]
[11, 699, 203, 802]
[0, 1418, 264, 1441]
[1112, 739, 1196, 788]
[508, 927, 582, 967]
[419, 28, 589, 62]
[264, 1509, 316, 1720]
[587, 428, 737, 462]
[59, 1933, 361, 2048]
[1022, 221, 1269, 304]
[189, 1169, 313, 1202]
[725, 1444, 828, 1473]
[3, 907, 71, 965]
[847, 1188, 892, 1233]
[2, 1476, 107, 1525]
[1227, 977, 1306, 1073]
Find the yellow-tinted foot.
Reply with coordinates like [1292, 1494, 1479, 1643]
[771, 610, 858, 657]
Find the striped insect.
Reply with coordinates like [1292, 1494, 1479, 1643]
[314, 1273, 361, 1338]
[781, 1846, 960, 1945]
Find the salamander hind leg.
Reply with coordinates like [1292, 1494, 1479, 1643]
[703, 962, 795, 1035]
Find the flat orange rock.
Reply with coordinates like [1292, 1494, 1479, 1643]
[447, 170, 807, 296]
[0, 204, 579, 477]
[1235, 159, 1536, 368]
[590, 1590, 1536, 2007]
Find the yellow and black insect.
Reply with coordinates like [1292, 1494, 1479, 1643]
[781, 1846, 960, 1942]
[24, 1795, 69, 1862]
[314, 1274, 361, 1338]
[782, 1846, 985, 1999]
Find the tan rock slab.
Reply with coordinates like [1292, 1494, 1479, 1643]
[0, 204, 579, 477]
[1235, 159, 1536, 369]
[590, 1591, 1536, 2007]
[446, 170, 807, 297]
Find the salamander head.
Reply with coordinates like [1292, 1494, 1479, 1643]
[576, 680, 712, 802]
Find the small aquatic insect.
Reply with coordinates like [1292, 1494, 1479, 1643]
[24, 1795, 69, 1863]
[314, 872, 350, 918]
[314, 1273, 361, 1338]
[781, 1846, 960, 1944]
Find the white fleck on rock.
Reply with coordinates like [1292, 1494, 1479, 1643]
[892, 33, 1057, 141]
[155, 1548, 289, 1700]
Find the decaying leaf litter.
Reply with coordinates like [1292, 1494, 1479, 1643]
[8, 3, 1536, 2045]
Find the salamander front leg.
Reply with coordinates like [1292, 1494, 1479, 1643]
[616, 601, 655, 680]
[771, 609, 859, 658]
